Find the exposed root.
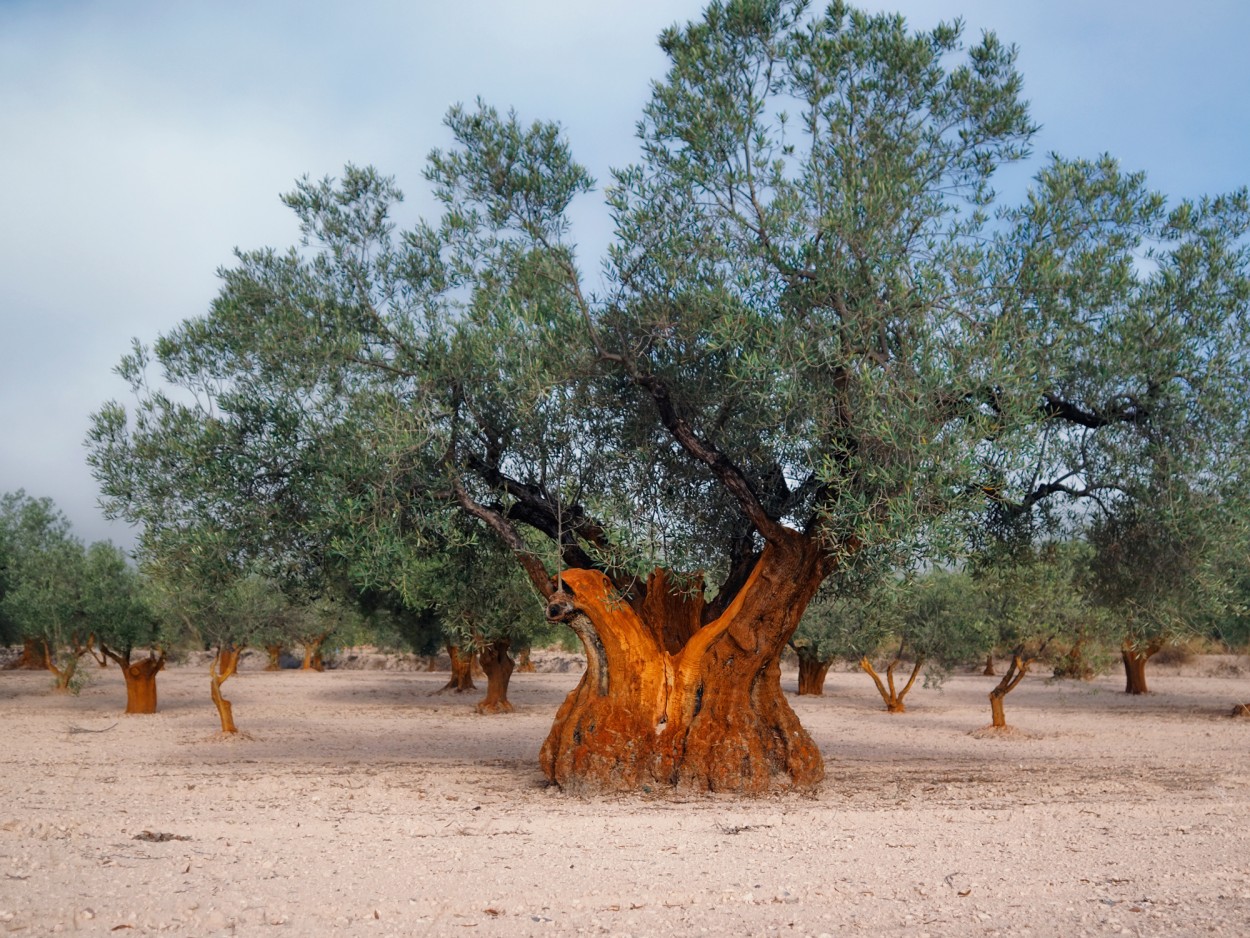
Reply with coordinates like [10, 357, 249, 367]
[969, 724, 1033, 740]
[475, 700, 516, 715]
[200, 730, 257, 743]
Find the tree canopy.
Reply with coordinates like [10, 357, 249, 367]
[88, 0, 1249, 792]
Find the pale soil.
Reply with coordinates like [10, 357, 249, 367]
[2, 652, 1249, 937]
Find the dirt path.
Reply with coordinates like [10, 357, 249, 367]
[1, 655, 1248, 936]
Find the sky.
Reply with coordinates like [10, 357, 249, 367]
[2, 0, 1248, 551]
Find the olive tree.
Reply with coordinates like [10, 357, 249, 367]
[90, 2, 1248, 793]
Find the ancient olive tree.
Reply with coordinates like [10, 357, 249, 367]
[90, 2, 1248, 793]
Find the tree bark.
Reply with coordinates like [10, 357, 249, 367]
[8, 638, 50, 670]
[101, 644, 166, 714]
[795, 651, 832, 696]
[982, 653, 996, 676]
[265, 645, 283, 671]
[515, 647, 536, 673]
[540, 533, 827, 794]
[859, 654, 923, 713]
[439, 644, 476, 693]
[987, 654, 1030, 729]
[1121, 640, 1161, 695]
[301, 635, 328, 671]
[122, 655, 165, 714]
[210, 645, 242, 734]
[475, 638, 516, 714]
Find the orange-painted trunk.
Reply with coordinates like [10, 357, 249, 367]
[301, 635, 327, 671]
[540, 534, 826, 794]
[475, 638, 516, 714]
[265, 646, 283, 671]
[859, 655, 923, 713]
[122, 655, 165, 714]
[210, 646, 242, 734]
[987, 654, 1029, 728]
[440, 644, 476, 693]
[795, 653, 832, 696]
[982, 653, 995, 676]
[9, 638, 49, 670]
[1121, 642, 1158, 695]
[515, 647, 536, 673]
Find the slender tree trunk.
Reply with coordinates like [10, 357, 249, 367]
[45, 644, 78, 692]
[210, 646, 242, 734]
[515, 647, 536, 673]
[540, 533, 827, 794]
[265, 645, 283, 671]
[475, 638, 516, 714]
[987, 654, 1030, 729]
[795, 651, 832, 696]
[1121, 640, 1160, 695]
[439, 644, 476, 693]
[859, 655, 923, 713]
[982, 653, 995, 676]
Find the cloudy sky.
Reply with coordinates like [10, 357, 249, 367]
[3, 0, 1247, 550]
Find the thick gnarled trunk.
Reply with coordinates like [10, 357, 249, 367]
[541, 536, 826, 794]
[795, 651, 832, 696]
[475, 638, 516, 714]
[1121, 640, 1160, 695]
[300, 634, 329, 671]
[101, 645, 165, 714]
[859, 654, 923, 714]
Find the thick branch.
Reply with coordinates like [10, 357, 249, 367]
[634, 373, 787, 543]
[452, 480, 554, 600]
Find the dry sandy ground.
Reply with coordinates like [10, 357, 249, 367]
[1, 652, 1249, 937]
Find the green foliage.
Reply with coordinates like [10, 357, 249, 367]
[86, 1, 1248, 654]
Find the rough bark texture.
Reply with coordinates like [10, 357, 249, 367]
[540, 534, 826, 794]
[211, 646, 242, 734]
[515, 648, 536, 673]
[265, 646, 283, 671]
[982, 653, 996, 677]
[859, 655, 923, 714]
[795, 652, 832, 696]
[1122, 641, 1160, 695]
[122, 656, 165, 714]
[439, 644, 476, 693]
[475, 639, 516, 714]
[987, 654, 1030, 729]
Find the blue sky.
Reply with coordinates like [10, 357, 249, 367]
[2, 0, 1247, 549]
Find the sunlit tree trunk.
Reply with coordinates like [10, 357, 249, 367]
[859, 652, 923, 713]
[541, 535, 826, 794]
[265, 645, 283, 671]
[987, 654, 1030, 729]
[475, 638, 515, 714]
[515, 647, 536, 673]
[101, 644, 165, 714]
[210, 645, 243, 734]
